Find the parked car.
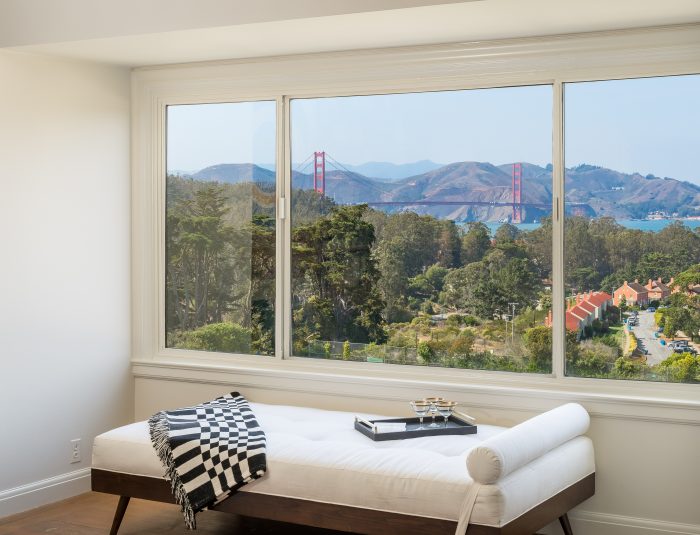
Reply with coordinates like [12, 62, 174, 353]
[672, 343, 695, 354]
[647, 307, 656, 312]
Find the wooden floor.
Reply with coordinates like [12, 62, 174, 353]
[0, 492, 348, 535]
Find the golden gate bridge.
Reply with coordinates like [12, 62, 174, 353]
[296, 151, 574, 223]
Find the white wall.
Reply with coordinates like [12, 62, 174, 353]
[0, 50, 132, 516]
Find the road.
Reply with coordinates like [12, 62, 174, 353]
[630, 309, 670, 366]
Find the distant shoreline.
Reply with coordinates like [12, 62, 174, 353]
[480, 218, 700, 233]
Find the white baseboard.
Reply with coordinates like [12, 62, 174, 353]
[539, 510, 700, 535]
[0, 468, 91, 519]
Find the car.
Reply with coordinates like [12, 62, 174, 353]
[647, 307, 656, 312]
[673, 347, 696, 354]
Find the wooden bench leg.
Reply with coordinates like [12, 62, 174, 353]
[559, 513, 573, 535]
[110, 496, 130, 535]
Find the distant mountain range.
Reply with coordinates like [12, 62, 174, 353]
[175, 161, 700, 222]
[254, 160, 444, 180]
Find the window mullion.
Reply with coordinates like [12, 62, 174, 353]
[552, 81, 566, 378]
[281, 96, 293, 359]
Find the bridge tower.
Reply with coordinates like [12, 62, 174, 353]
[512, 163, 523, 223]
[313, 151, 326, 197]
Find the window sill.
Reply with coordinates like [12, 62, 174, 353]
[132, 353, 700, 425]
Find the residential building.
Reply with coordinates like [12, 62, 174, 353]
[613, 280, 649, 306]
[545, 291, 613, 337]
[645, 277, 672, 301]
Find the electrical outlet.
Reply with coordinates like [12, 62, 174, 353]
[70, 438, 81, 464]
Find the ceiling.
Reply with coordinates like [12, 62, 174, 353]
[3, 0, 700, 67]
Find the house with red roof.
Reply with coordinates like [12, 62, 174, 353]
[544, 291, 613, 338]
[586, 291, 613, 319]
[613, 280, 649, 306]
[645, 277, 672, 301]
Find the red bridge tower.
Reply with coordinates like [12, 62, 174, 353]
[512, 163, 523, 224]
[313, 151, 326, 197]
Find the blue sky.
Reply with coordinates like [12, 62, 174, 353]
[167, 74, 699, 184]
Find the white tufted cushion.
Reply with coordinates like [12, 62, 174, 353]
[93, 402, 594, 527]
[466, 403, 590, 485]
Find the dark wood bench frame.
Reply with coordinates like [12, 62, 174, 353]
[92, 469, 593, 535]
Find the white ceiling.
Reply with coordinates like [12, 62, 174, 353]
[4, 0, 700, 67]
[0, 0, 473, 47]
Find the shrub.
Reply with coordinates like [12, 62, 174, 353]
[445, 314, 463, 328]
[463, 315, 480, 327]
[342, 340, 351, 360]
[655, 352, 700, 383]
[613, 357, 647, 379]
[174, 322, 251, 354]
[417, 341, 435, 364]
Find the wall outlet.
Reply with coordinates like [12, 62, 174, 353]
[70, 438, 81, 464]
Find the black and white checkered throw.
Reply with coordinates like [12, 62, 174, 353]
[148, 392, 266, 529]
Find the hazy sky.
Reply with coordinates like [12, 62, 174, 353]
[565, 75, 700, 184]
[167, 74, 699, 184]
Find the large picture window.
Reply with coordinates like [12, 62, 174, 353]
[564, 75, 700, 383]
[165, 101, 277, 355]
[154, 62, 699, 386]
[289, 86, 553, 372]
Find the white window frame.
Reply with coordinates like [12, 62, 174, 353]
[132, 23, 700, 422]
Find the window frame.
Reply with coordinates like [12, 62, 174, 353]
[133, 24, 700, 413]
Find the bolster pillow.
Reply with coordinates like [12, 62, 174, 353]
[466, 403, 590, 484]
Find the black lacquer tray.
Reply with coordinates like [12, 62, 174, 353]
[354, 415, 477, 441]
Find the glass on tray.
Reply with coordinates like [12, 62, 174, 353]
[423, 397, 445, 427]
[435, 401, 457, 426]
[409, 400, 431, 429]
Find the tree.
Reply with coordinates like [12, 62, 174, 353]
[376, 213, 461, 308]
[407, 264, 448, 302]
[442, 247, 540, 318]
[522, 216, 552, 280]
[494, 223, 520, 244]
[461, 222, 491, 264]
[674, 263, 700, 289]
[654, 222, 700, 274]
[523, 326, 552, 372]
[663, 306, 693, 338]
[292, 204, 387, 347]
[166, 183, 238, 331]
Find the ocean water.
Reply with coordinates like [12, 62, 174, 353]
[616, 219, 700, 232]
[480, 219, 700, 234]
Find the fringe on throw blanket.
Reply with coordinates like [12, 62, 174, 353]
[148, 392, 267, 529]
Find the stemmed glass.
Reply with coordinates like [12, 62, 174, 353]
[423, 397, 445, 427]
[436, 401, 457, 427]
[410, 400, 431, 429]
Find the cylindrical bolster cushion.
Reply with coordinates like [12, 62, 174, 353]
[466, 403, 590, 484]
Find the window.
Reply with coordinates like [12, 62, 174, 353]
[145, 32, 699, 388]
[564, 75, 700, 383]
[165, 101, 277, 355]
[289, 86, 553, 372]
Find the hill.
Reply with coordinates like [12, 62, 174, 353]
[191, 163, 276, 184]
[177, 161, 700, 223]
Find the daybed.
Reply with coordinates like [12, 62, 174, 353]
[92, 402, 595, 535]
